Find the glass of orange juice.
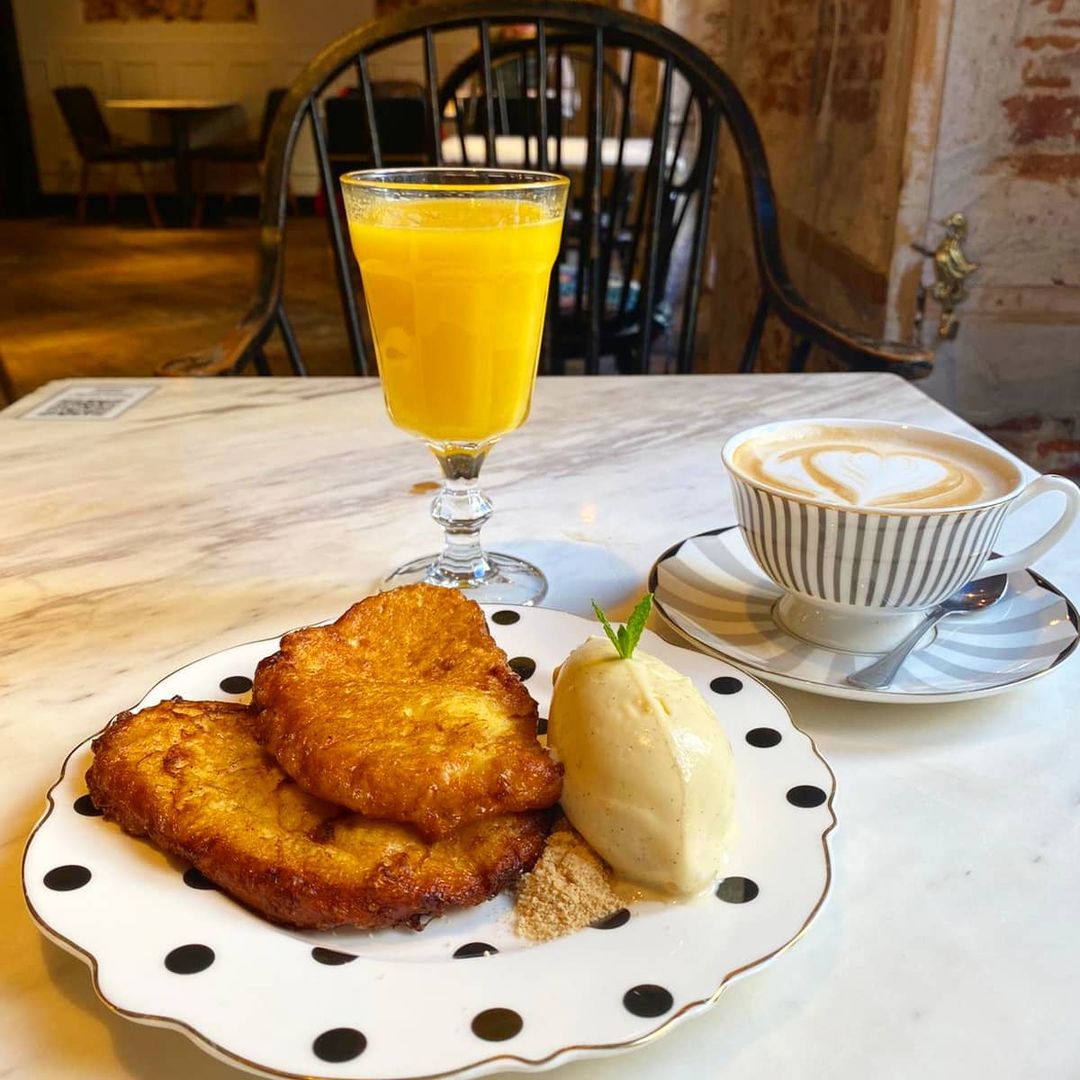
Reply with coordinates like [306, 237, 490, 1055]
[341, 168, 569, 605]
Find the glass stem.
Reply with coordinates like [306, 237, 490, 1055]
[429, 443, 495, 583]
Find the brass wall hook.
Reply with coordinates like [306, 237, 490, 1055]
[931, 212, 978, 340]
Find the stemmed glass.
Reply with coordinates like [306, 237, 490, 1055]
[341, 168, 569, 605]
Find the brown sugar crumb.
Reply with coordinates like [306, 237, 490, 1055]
[514, 819, 621, 941]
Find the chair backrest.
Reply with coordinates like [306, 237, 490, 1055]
[256, 88, 289, 159]
[437, 31, 695, 373]
[441, 38, 622, 140]
[237, 0, 929, 381]
[54, 85, 112, 160]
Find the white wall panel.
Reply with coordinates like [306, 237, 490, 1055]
[117, 60, 159, 97]
[174, 61, 215, 99]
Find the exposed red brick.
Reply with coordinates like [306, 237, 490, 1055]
[995, 150, 1080, 177]
[986, 414, 1044, 433]
[1022, 59, 1072, 87]
[1036, 438, 1080, 454]
[1018, 33, 1080, 50]
[1002, 93, 1080, 144]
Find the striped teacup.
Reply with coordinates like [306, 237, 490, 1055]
[722, 419, 1079, 653]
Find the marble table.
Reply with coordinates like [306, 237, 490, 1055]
[3, 374, 1077, 1080]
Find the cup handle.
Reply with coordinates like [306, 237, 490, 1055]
[980, 474, 1079, 578]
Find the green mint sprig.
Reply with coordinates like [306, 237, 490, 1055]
[591, 593, 653, 659]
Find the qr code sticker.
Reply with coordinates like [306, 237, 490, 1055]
[22, 385, 155, 420]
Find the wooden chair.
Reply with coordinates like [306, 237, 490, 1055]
[157, 0, 930, 379]
[53, 86, 170, 227]
[192, 88, 294, 227]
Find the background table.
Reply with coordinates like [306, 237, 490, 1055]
[106, 99, 237, 223]
[2, 375, 1076, 1080]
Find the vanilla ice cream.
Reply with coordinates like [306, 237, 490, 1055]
[547, 636, 735, 896]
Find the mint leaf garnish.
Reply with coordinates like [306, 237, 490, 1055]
[624, 593, 653, 653]
[591, 593, 653, 659]
[592, 599, 622, 654]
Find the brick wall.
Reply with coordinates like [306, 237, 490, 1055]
[998, 0, 1080, 180]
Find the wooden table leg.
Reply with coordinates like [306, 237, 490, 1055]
[168, 110, 194, 225]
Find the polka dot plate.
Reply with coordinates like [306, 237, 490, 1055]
[650, 526, 1079, 705]
[23, 604, 836, 1080]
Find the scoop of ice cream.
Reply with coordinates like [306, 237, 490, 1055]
[547, 636, 735, 896]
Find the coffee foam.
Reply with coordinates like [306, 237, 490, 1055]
[732, 424, 1017, 510]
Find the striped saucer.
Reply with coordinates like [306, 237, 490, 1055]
[649, 526, 1079, 704]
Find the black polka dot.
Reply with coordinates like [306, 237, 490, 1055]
[312, 947, 357, 965]
[164, 944, 215, 974]
[509, 656, 536, 681]
[590, 908, 630, 930]
[471, 1008, 522, 1041]
[709, 676, 743, 695]
[716, 876, 759, 903]
[787, 785, 827, 808]
[183, 867, 217, 891]
[623, 984, 673, 1018]
[73, 794, 103, 817]
[536, 716, 548, 736]
[746, 727, 782, 748]
[453, 942, 498, 959]
[313, 1028, 366, 1063]
[219, 675, 252, 695]
[44, 865, 91, 891]
[491, 610, 520, 625]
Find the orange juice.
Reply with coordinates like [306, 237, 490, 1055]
[349, 197, 563, 444]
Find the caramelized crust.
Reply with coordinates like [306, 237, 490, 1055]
[252, 585, 563, 839]
[86, 699, 550, 929]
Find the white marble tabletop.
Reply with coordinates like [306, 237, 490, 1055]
[3, 375, 1077, 1080]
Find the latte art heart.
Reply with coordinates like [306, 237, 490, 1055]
[761, 445, 972, 508]
[731, 423, 1018, 511]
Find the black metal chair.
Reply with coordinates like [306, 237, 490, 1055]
[192, 88, 290, 227]
[443, 38, 621, 141]
[158, 0, 930, 379]
[53, 85, 171, 227]
[440, 34, 664, 373]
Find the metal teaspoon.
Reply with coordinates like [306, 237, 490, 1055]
[846, 574, 1010, 691]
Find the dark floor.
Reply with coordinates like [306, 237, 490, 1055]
[0, 213, 354, 399]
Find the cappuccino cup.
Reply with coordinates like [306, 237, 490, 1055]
[721, 418, 1079, 653]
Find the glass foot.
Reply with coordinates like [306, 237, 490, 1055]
[381, 550, 547, 606]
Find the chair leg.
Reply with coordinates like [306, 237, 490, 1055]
[77, 161, 90, 224]
[106, 164, 119, 219]
[0, 352, 15, 405]
[193, 159, 208, 228]
[133, 161, 163, 228]
[193, 184, 205, 230]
